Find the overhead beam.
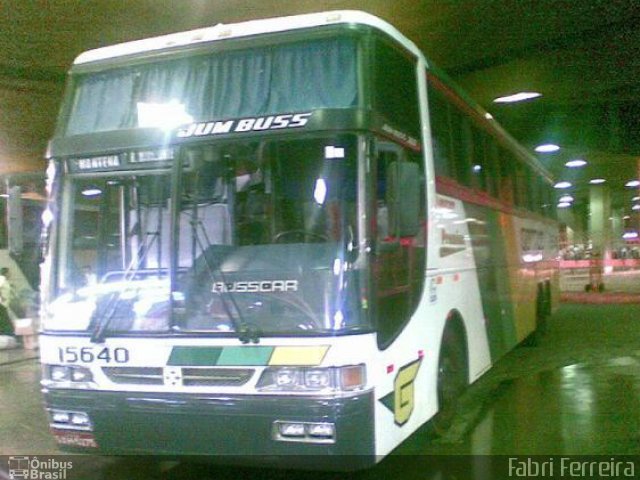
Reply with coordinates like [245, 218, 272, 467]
[0, 64, 66, 84]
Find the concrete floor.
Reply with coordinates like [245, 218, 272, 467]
[1, 302, 640, 479]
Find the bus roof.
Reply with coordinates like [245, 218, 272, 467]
[73, 10, 423, 66]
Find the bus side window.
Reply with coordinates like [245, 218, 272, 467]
[376, 148, 398, 241]
[471, 127, 487, 191]
[374, 141, 425, 348]
[451, 112, 473, 187]
[513, 162, 526, 209]
[485, 139, 500, 198]
[428, 85, 452, 178]
[498, 147, 515, 205]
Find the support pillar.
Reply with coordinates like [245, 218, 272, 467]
[589, 183, 611, 262]
[610, 208, 624, 251]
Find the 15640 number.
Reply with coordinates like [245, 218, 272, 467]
[57, 346, 130, 364]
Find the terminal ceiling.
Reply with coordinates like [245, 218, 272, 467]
[1, 0, 639, 216]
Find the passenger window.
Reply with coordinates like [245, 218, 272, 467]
[428, 86, 452, 178]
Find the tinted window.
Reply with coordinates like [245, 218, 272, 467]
[373, 39, 420, 139]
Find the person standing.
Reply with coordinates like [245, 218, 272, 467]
[0, 267, 14, 337]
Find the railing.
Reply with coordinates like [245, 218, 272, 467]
[560, 258, 640, 295]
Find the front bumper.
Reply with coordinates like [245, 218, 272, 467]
[44, 388, 375, 468]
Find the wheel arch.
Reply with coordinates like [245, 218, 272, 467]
[440, 309, 470, 381]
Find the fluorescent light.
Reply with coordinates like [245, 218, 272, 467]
[554, 181, 572, 189]
[494, 92, 542, 103]
[589, 178, 606, 185]
[557, 202, 572, 208]
[559, 195, 574, 203]
[565, 159, 587, 168]
[81, 188, 102, 197]
[625, 180, 640, 188]
[535, 144, 560, 153]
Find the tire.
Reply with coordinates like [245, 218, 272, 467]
[431, 327, 468, 436]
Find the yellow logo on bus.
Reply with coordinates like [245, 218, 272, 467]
[380, 358, 423, 426]
[394, 359, 422, 425]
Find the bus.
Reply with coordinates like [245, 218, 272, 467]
[8, 456, 30, 479]
[39, 10, 558, 467]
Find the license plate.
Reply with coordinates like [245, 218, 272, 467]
[52, 429, 98, 448]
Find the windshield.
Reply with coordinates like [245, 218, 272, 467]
[47, 135, 367, 336]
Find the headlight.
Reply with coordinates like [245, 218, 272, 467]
[71, 367, 93, 382]
[70, 412, 91, 427]
[48, 409, 93, 431]
[257, 364, 365, 392]
[50, 365, 71, 382]
[43, 365, 94, 386]
[304, 369, 332, 389]
[275, 368, 301, 388]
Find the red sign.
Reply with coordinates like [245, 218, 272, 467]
[52, 429, 98, 448]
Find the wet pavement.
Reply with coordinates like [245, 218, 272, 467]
[1, 303, 640, 479]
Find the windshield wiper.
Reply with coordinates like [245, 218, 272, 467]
[186, 204, 260, 344]
[91, 192, 165, 343]
[90, 292, 122, 343]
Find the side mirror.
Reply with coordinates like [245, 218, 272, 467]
[387, 162, 420, 237]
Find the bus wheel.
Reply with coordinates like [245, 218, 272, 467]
[431, 327, 468, 436]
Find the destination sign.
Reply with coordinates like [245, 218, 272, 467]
[72, 155, 121, 171]
[131, 148, 174, 163]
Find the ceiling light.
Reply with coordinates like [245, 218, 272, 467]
[557, 202, 572, 208]
[535, 144, 560, 153]
[565, 159, 587, 168]
[81, 188, 102, 197]
[589, 178, 606, 185]
[554, 181, 572, 189]
[493, 92, 542, 103]
[625, 180, 640, 188]
[559, 195, 574, 203]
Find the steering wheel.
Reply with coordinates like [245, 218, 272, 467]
[272, 229, 328, 243]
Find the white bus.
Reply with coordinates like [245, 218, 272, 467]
[39, 11, 558, 467]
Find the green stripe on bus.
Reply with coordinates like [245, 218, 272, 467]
[167, 346, 275, 366]
[167, 347, 223, 366]
[217, 346, 274, 366]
